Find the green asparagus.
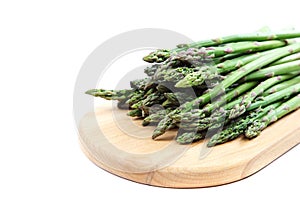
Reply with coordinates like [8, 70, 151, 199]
[245, 94, 300, 138]
[152, 43, 300, 139]
[143, 31, 300, 63]
[87, 29, 300, 147]
[229, 74, 297, 119]
[207, 102, 282, 147]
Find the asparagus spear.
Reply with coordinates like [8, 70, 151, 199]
[144, 64, 160, 76]
[249, 82, 300, 110]
[127, 109, 142, 117]
[243, 60, 300, 81]
[245, 94, 300, 139]
[151, 40, 288, 77]
[152, 82, 257, 139]
[152, 43, 300, 139]
[161, 92, 194, 108]
[175, 47, 288, 88]
[263, 76, 300, 96]
[176, 131, 205, 144]
[213, 52, 246, 64]
[125, 89, 145, 106]
[143, 31, 300, 63]
[176, 55, 300, 88]
[85, 89, 132, 101]
[176, 81, 257, 124]
[270, 52, 300, 65]
[189, 44, 300, 111]
[142, 108, 173, 126]
[178, 80, 300, 139]
[131, 91, 165, 109]
[215, 81, 300, 119]
[130, 78, 149, 89]
[155, 67, 195, 82]
[229, 74, 297, 119]
[207, 102, 282, 147]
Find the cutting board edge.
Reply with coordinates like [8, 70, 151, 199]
[78, 105, 300, 188]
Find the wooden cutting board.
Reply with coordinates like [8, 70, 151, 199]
[79, 102, 300, 188]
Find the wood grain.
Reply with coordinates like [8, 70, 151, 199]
[79, 102, 300, 188]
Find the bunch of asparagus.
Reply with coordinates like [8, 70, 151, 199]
[86, 30, 300, 147]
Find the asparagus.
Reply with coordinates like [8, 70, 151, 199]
[125, 89, 145, 106]
[163, 67, 196, 82]
[130, 78, 149, 89]
[216, 81, 300, 118]
[176, 131, 205, 144]
[207, 102, 282, 147]
[155, 67, 195, 82]
[243, 60, 300, 81]
[229, 74, 297, 119]
[152, 43, 300, 139]
[127, 109, 142, 117]
[245, 94, 300, 139]
[154, 41, 294, 85]
[144, 64, 160, 76]
[85, 88, 132, 100]
[192, 44, 300, 111]
[142, 108, 173, 126]
[248, 82, 300, 110]
[180, 80, 300, 137]
[162, 92, 194, 108]
[263, 76, 300, 96]
[86, 29, 300, 146]
[143, 31, 300, 63]
[176, 81, 257, 125]
[270, 52, 300, 65]
[152, 82, 257, 139]
[176, 54, 300, 88]
[150, 40, 287, 77]
[131, 91, 165, 109]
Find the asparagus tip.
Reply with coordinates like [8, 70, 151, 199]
[175, 79, 191, 88]
[85, 89, 98, 96]
[143, 49, 171, 63]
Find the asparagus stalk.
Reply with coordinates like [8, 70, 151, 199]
[142, 108, 173, 126]
[176, 131, 205, 144]
[127, 109, 142, 117]
[207, 102, 282, 147]
[152, 43, 300, 139]
[249, 82, 300, 110]
[207, 40, 287, 58]
[144, 64, 160, 76]
[152, 82, 257, 139]
[149, 40, 287, 71]
[218, 81, 300, 117]
[131, 91, 165, 109]
[213, 52, 247, 64]
[125, 89, 145, 106]
[155, 67, 195, 82]
[243, 60, 300, 81]
[229, 74, 297, 119]
[179, 80, 300, 137]
[270, 52, 300, 66]
[143, 31, 300, 63]
[176, 54, 300, 88]
[181, 75, 295, 129]
[161, 92, 194, 108]
[176, 81, 257, 124]
[130, 78, 149, 89]
[85, 89, 132, 101]
[245, 94, 300, 138]
[263, 76, 300, 96]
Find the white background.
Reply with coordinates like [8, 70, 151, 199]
[1, 0, 299, 199]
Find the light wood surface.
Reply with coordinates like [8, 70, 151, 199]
[79, 102, 300, 188]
